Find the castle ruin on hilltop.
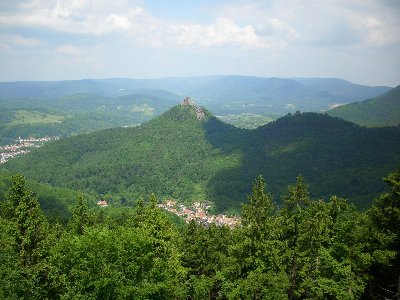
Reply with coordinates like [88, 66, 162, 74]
[183, 96, 190, 106]
[183, 97, 205, 120]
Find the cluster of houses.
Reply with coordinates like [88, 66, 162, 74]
[0, 136, 58, 164]
[158, 200, 241, 228]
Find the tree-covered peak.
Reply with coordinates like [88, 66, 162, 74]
[327, 85, 400, 127]
[3, 103, 400, 212]
[255, 111, 359, 133]
[154, 104, 212, 123]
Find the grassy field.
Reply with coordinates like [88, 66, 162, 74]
[9, 110, 65, 125]
[216, 113, 275, 129]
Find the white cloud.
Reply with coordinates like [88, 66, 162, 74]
[165, 18, 281, 49]
[0, 0, 399, 85]
[0, 34, 41, 50]
[0, 0, 144, 35]
[11, 35, 41, 47]
[0, 43, 11, 51]
[0, 0, 284, 49]
[0, 0, 399, 50]
[215, 0, 400, 49]
[57, 44, 82, 55]
[352, 15, 400, 48]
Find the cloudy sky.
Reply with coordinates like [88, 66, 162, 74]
[0, 0, 399, 86]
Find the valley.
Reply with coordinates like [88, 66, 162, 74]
[3, 96, 400, 212]
[2, 0, 400, 297]
[0, 136, 58, 164]
[158, 200, 240, 227]
[0, 77, 399, 299]
[328, 85, 400, 127]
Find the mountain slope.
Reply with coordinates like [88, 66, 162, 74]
[327, 85, 400, 127]
[210, 112, 400, 207]
[0, 77, 391, 115]
[3, 105, 400, 211]
[0, 170, 85, 222]
[0, 91, 180, 142]
[292, 78, 391, 102]
[2, 105, 245, 209]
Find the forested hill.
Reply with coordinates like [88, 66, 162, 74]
[292, 77, 391, 102]
[3, 105, 400, 211]
[0, 91, 180, 142]
[0, 77, 391, 115]
[327, 85, 400, 127]
[0, 170, 87, 222]
[2, 105, 246, 210]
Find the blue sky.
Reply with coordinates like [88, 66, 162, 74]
[0, 0, 399, 86]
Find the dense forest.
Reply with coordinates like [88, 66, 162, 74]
[4, 104, 400, 211]
[0, 171, 399, 299]
[328, 86, 400, 127]
[0, 171, 95, 222]
[0, 91, 180, 144]
[0, 77, 392, 143]
[1, 79, 399, 299]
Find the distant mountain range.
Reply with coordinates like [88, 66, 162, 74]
[3, 104, 400, 212]
[0, 76, 391, 115]
[327, 85, 400, 127]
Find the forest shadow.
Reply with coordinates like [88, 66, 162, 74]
[202, 114, 400, 212]
[202, 117, 263, 212]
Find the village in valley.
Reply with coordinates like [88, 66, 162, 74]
[0, 136, 58, 164]
[4, 98, 239, 228]
[158, 200, 241, 228]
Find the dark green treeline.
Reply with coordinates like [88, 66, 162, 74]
[0, 171, 399, 299]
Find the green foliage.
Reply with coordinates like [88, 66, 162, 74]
[328, 85, 400, 127]
[51, 226, 186, 299]
[0, 77, 390, 117]
[225, 176, 289, 299]
[365, 169, 400, 299]
[0, 170, 84, 223]
[5, 173, 49, 267]
[0, 173, 53, 299]
[52, 194, 187, 299]
[4, 107, 400, 212]
[0, 170, 398, 299]
[9, 110, 65, 125]
[0, 91, 180, 142]
[182, 221, 232, 299]
[217, 113, 275, 129]
[0, 217, 27, 299]
[68, 193, 96, 235]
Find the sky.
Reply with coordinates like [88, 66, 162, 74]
[0, 0, 399, 86]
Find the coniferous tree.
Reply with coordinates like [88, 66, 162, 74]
[226, 175, 288, 299]
[6, 173, 49, 267]
[68, 193, 95, 235]
[366, 169, 400, 299]
[182, 221, 232, 299]
[281, 176, 378, 299]
[281, 175, 310, 300]
[2, 173, 50, 298]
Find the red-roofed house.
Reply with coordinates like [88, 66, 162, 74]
[97, 200, 108, 207]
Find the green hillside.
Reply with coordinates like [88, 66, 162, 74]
[0, 171, 88, 222]
[3, 105, 400, 211]
[327, 85, 400, 127]
[2, 105, 245, 210]
[0, 91, 180, 143]
[0, 77, 391, 115]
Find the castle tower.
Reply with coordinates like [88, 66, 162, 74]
[183, 97, 190, 105]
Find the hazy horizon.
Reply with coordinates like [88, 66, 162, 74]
[0, 75, 395, 88]
[1, 0, 399, 86]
